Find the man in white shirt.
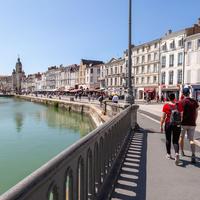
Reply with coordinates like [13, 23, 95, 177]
[112, 94, 119, 103]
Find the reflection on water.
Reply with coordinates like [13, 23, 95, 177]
[14, 113, 24, 132]
[0, 97, 95, 194]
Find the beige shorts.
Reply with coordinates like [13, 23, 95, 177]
[181, 126, 195, 140]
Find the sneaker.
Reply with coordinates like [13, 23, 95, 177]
[191, 155, 196, 164]
[166, 154, 172, 159]
[181, 150, 185, 157]
[175, 154, 180, 165]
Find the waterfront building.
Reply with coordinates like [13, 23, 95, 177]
[184, 20, 200, 100]
[159, 29, 186, 100]
[85, 63, 103, 90]
[0, 76, 12, 92]
[45, 66, 58, 91]
[78, 59, 103, 89]
[132, 40, 160, 100]
[69, 64, 79, 89]
[105, 57, 125, 96]
[99, 64, 106, 90]
[12, 57, 25, 93]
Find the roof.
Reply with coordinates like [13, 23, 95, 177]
[81, 59, 104, 66]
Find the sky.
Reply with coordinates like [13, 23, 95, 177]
[0, 0, 200, 75]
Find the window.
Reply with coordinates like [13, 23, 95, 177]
[142, 47, 145, 52]
[106, 69, 108, 76]
[178, 52, 183, 65]
[161, 72, 165, 84]
[162, 43, 167, 51]
[161, 56, 166, 68]
[169, 54, 174, 67]
[154, 53, 157, 60]
[153, 76, 157, 83]
[136, 57, 139, 64]
[97, 69, 100, 74]
[178, 38, 184, 47]
[90, 68, 93, 74]
[115, 77, 117, 86]
[137, 49, 139, 54]
[142, 66, 144, 73]
[110, 68, 113, 75]
[120, 77, 123, 85]
[147, 77, 150, 84]
[142, 56, 145, 63]
[197, 39, 200, 48]
[154, 43, 157, 48]
[187, 41, 192, 50]
[170, 41, 175, 49]
[177, 70, 182, 84]
[148, 54, 151, 61]
[147, 65, 150, 73]
[141, 77, 144, 83]
[169, 71, 174, 85]
[120, 66, 123, 73]
[136, 67, 139, 74]
[153, 64, 157, 72]
[110, 78, 113, 86]
[136, 77, 139, 84]
[115, 67, 117, 74]
[91, 77, 93, 82]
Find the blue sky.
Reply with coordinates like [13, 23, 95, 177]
[0, 0, 200, 75]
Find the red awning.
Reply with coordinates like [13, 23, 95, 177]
[144, 88, 155, 93]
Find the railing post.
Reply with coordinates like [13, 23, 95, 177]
[131, 105, 139, 130]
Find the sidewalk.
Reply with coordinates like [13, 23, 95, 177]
[111, 112, 200, 200]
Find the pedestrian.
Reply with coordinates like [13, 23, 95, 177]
[79, 92, 82, 100]
[112, 94, 119, 103]
[179, 87, 199, 163]
[98, 94, 103, 107]
[75, 93, 78, 100]
[88, 93, 91, 102]
[156, 94, 159, 103]
[161, 94, 164, 103]
[160, 93, 183, 165]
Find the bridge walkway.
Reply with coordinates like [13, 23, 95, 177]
[111, 112, 200, 200]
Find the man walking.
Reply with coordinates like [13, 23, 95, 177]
[179, 87, 199, 163]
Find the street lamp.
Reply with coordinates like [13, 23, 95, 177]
[125, 0, 134, 104]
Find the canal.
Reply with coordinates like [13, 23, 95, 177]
[0, 97, 95, 195]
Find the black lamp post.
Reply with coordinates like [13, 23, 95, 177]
[125, 0, 134, 104]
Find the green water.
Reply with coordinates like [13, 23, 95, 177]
[0, 97, 95, 195]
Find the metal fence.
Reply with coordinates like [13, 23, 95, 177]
[0, 105, 138, 200]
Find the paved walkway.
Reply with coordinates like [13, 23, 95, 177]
[111, 112, 200, 200]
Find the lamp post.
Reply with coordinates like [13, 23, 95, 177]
[125, 0, 134, 104]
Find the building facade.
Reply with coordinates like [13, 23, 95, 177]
[132, 39, 160, 100]
[105, 58, 125, 96]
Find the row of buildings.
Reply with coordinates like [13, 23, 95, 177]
[1, 19, 200, 100]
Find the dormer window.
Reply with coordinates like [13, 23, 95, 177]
[162, 43, 167, 51]
[170, 40, 175, 49]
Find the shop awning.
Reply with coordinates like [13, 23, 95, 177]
[144, 88, 155, 93]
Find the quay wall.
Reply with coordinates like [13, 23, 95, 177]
[16, 95, 109, 127]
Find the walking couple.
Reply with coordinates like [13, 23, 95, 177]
[160, 88, 199, 165]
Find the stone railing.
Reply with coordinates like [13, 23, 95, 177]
[0, 105, 139, 200]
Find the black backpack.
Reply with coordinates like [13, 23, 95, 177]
[169, 103, 181, 126]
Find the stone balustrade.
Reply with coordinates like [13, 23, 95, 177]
[0, 104, 139, 200]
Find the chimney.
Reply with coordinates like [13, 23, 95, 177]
[167, 29, 172, 35]
[198, 18, 200, 26]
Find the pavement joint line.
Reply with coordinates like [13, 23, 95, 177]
[139, 112, 160, 124]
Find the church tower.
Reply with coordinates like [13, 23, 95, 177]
[12, 57, 25, 93]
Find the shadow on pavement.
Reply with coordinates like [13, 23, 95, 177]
[111, 129, 147, 200]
